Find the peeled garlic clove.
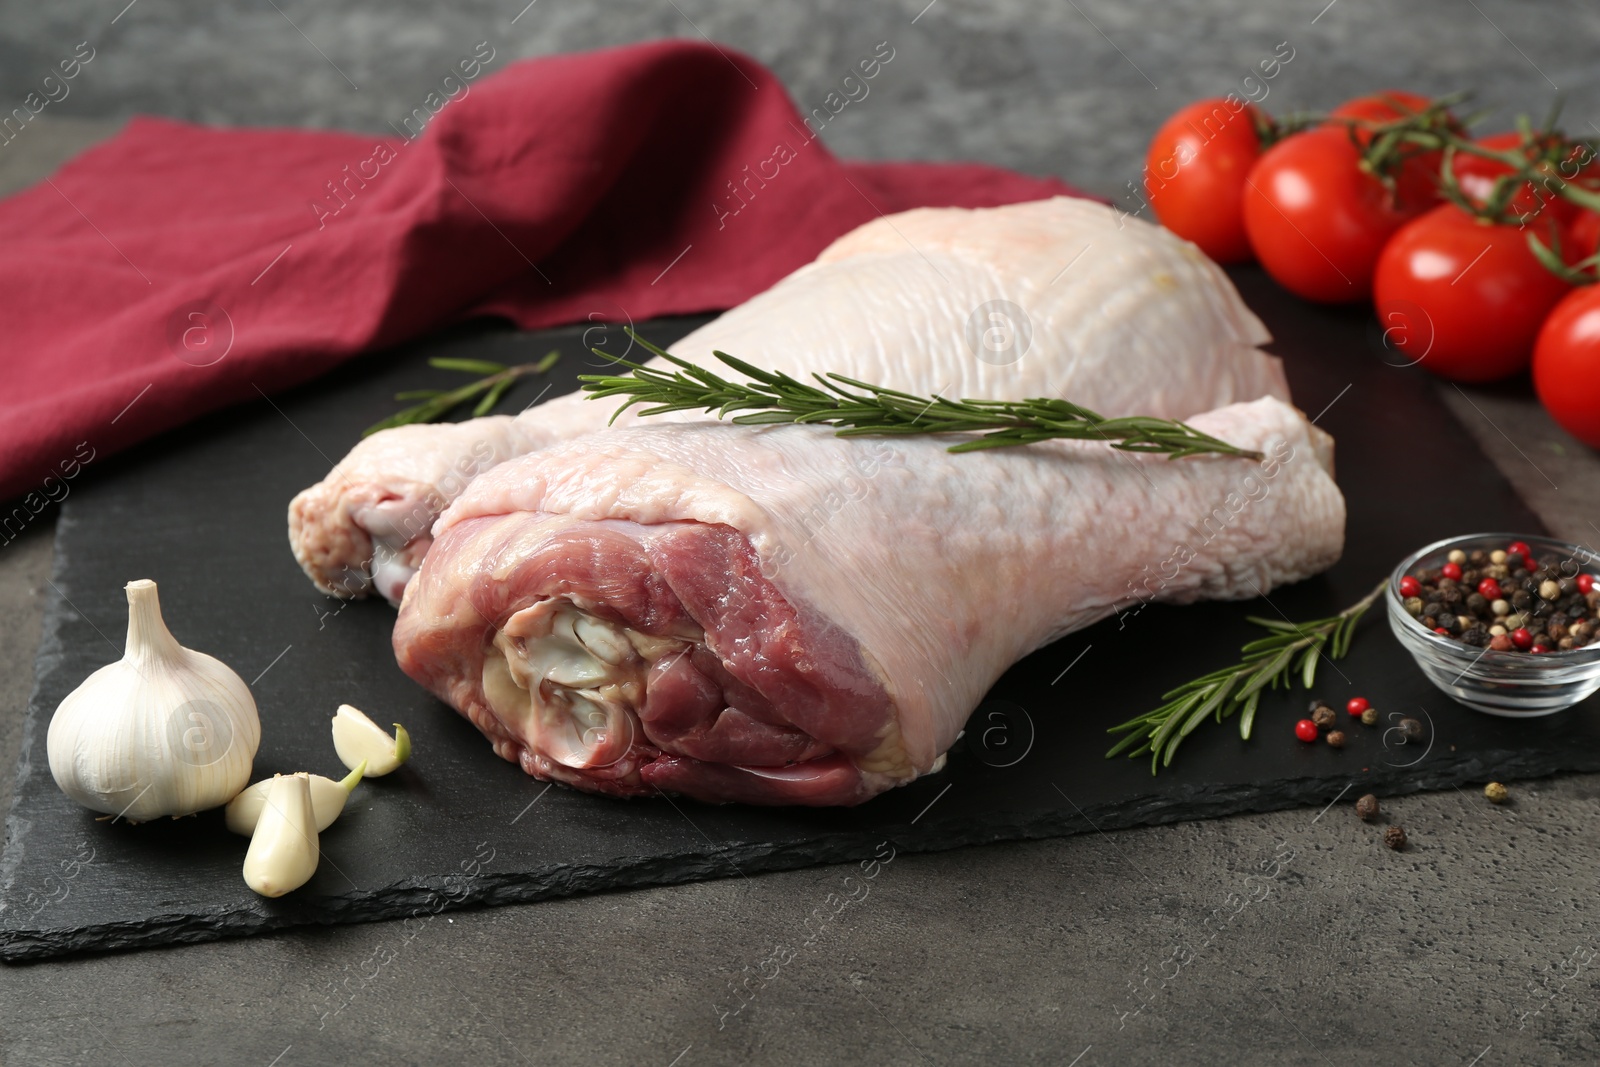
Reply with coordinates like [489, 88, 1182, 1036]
[224, 761, 365, 836]
[47, 579, 260, 821]
[331, 704, 411, 776]
[243, 773, 319, 898]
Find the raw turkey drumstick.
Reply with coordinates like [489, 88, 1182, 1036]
[290, 197, 1289, 604]
[392, 397, 1344, 807]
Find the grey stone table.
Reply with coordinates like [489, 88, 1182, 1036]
[6, 0, 1600, 1053]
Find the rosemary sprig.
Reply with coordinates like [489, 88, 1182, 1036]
[1105, 578, 1386, 774]
[363, 351, 560, 437]
[578, 329, 1263, 460]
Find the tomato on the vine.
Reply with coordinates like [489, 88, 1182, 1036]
[1330, 90, 1452, 212]
[1146, 98, 1267, 264]
[1373, 203, 1573, 382]
[1242, 129, 1415, 303]
[1569, 211, 1600, 261]
[1533, 285, 1600, 447]
[1449, 131, 1599, 230]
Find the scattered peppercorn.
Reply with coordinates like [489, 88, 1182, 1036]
[1293, 718, 1319, 743]
[1398, 717, 1424, 741]
[1326, 730, 1346, 748]
[1346, 696, 1370, 717]
[1484, 782, 1509, 804]
[1384, 826, 1407, 850]
[1360, 707, 1378, 726]
[1312, 705, 1337, 729]
[1355, 794, 1379, 820]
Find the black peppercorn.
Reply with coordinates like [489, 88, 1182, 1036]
[1355, 794, 1379, 820]
[1461, 627, 1489, 647]
[1469, 550, 1488, 566]
[1466, 593, 1488, 613]
[1512, 589, 1533, 611]
[1311, 705, 1337, 729]
[1326, 730, 1346, 748]
[1384, 826, 1407, 850]
[1398, 717, 1424, 740]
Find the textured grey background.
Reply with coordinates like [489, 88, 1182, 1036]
[3, 0, 1598, 202]
[4, 2, 1600, 1065]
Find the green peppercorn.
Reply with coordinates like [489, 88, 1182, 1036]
[1360, 707, 1378, 726]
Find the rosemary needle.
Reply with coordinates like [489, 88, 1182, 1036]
[576, 329, 1262, 461]
[363, 350, 560, 437]
[1105, 578, 1387, 774]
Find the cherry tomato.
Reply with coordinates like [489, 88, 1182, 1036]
[1374, 203, 1572, 382]
[1146, 98, 1267, 264]
[1242, 129, 1414, 303]
[1329, 90, 1450, 212]
[1449, 131, 1600, 231]
[1532, 284, 1600, 447]
[1568, 210, 1600, 261]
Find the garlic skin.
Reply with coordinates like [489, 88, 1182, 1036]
[46, 579, 261, 821]
[225, 761, 365, 836]
[242, 773, 319, 897]
[331, 704, 411, 777]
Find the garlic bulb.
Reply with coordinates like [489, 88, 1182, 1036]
[331, 704, 411, 776]
[47, 579, 261, 821]
[242, 773, 319, 897]
[225, 762, 365, 836]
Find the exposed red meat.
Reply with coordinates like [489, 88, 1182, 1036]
[394, 513, 901, 805]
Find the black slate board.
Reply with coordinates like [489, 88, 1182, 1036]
[4, 267, 1597, 962]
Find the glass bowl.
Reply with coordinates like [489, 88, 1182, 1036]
[1387, 532, 1600, 717]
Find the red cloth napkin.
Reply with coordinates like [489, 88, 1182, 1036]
[0, 39, 1081, 505]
